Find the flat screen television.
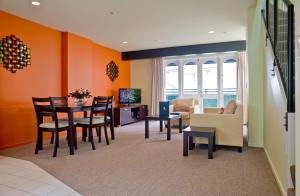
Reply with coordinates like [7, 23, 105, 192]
[119, 88, 141, 104]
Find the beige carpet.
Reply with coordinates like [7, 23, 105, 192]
[0, 122, 280, 196]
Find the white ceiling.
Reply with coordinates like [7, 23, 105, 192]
[0, 0, 256, 52]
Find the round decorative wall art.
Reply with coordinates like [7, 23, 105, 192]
[0, 35, 31, 73]
[106, 61, 119, 82]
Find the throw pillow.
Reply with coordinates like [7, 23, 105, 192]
[218, 107, 224, 114]
[224, 100, 237, 114]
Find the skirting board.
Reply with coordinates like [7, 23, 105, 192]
[264, 148, 286, 196]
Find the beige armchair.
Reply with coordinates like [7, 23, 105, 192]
[167, 98, 200, 128]
[190, 101, 243, 148]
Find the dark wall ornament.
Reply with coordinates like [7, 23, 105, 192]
[106, 61, 119, 82]
[0, 35, 31, 73]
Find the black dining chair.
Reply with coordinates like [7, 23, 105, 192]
[49, 96, 68, 145]
[32, 97, 72, 157]
[108, 96, 115, 140]
[96, 96, 115, 141]
[75, 96, 110, 150]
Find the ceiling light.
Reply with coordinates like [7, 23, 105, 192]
[298, 36, 300, 43]
[31, 1, 40, 6]
[208, 31, 215, 34]
[122, 41, 128, 44]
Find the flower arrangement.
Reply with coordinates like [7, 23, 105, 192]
[68, 88, 92, 99]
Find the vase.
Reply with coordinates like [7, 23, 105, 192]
[74, 98, 87, 106]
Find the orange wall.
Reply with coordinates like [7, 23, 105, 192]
[66, 33, 93, 92]
[92, 44, 130, 104]
[0, 11, 62, 149]
[0, 11, 130, 149]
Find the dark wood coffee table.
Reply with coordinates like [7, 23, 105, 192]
[145, 114, 182, 140]
[183, 126, 216, 159]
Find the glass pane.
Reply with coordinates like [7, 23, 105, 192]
[166, 95, 179, 103]
[203, 99, 218, 108]
[183, 62, 197, 94]
[202, 61, 218, 108]
[202, 61, 218, 95]
[223, 60, 237, 106]
[165, 63, 179, 102]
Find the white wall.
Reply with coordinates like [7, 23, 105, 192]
[247, 3, 265, 147]
[263, 38, 289, 195]
[130, 59, 153, 113]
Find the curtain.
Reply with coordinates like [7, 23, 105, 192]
[151, 57, 165, 115]
[237, 52, 246, 104]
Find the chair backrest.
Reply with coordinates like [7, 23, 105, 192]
[90, 96, 112, 124]
[173, 98, 194, 112]
[32, 97, 59, 129]
[50, 96, 68, 107]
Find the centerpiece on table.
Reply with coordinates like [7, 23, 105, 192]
[68, 88, 92, 106]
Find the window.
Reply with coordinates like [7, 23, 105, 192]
[165, 62, 179, 102]
[164, 53, 238, 109]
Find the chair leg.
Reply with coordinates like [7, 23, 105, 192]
[89, 127, 95, 150]
[110, 122, 115, 140]
[50, 132, 54, 144]
[104, 125, 109, 145]
[53, 132, 59, 157]
[35, 130, 40, 154]
[57, 133, 60, 148]
[98, 126, 102, 143]
[96, 127, 99, 136]
[74, 127, 77, 150]
[39, 130, 43, 150]
[66, 131, 70, 147]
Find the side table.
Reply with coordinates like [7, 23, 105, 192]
[183, 126, 216, 159]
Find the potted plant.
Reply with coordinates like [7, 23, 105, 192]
[68, 88, 92, 105]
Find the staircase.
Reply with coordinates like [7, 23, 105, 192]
[287, 165, 295, 196]
[261, 1, 295, 195]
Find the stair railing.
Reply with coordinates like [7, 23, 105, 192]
[261, 0, 295, 113]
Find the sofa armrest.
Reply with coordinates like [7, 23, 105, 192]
[204, 108, 220, 113]
[190, 105, 201, 114]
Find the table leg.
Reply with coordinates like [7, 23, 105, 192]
[145, 119, 149, 139]
[110, 108, 115, 140]
[213, 133, 216, 152]
[68, 111, 75, 155]
[179, 117, 182, 133]
[189, 135, 195, 150]
[167, 119, 171, 140]
[82, 111, 87, 142]
[183, 132, 188, 156]
[208, 134, 213, 159]
[160, 120, 163, 132]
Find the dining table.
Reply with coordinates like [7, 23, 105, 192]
[55, 103, 114, 155]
